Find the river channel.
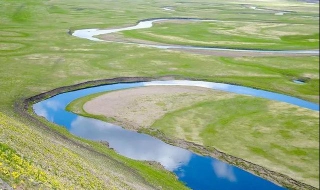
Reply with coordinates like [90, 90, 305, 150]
[33, 80, 319, 190]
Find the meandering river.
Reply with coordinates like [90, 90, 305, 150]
[72, 18, 319, 55]
[34, 80, 318, 190]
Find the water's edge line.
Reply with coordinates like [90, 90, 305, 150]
[17, 76, 317, 190]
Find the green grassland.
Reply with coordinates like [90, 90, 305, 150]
[119, 0, 319, 50]
[122, 20, 319, 50]
[151, 96, 319, 187]
[65, 91, 117, 124]
[0, 0, 319, 189]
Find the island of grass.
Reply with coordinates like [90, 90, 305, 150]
[67, 85, 319, 188]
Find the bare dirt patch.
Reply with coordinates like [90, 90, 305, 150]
[83, 86, 236, 129]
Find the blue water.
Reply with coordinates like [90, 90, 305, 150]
[293, 80, 305, 84]
[33, 80, 319, 190]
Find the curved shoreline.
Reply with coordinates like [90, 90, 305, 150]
[71, 17, 319, 56]
[19, 76, 318, 190]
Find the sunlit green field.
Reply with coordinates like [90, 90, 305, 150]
[122, 20, 319, 50]
[0, 0, 319, 189]
[150, 96, 319, 187]
[118, 0, 320, 50]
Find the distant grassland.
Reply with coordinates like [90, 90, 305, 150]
[122, 20, 319, 50]
[120, 0, 319, 51]
[0, 0, 319, 189]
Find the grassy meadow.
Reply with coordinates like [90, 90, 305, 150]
[122, 20, 319, 50]
[0, 0, 319, 189]
[117, 0, 320, 50]
[151, 95, 319, 187]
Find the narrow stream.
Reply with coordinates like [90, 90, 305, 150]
[34, 80, 319, 190]
[72, 18, 319, 55]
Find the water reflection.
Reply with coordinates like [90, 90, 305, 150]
[33, 103, 51, 121]
[70, 116, 191, 171]
[44, 100, 64, 111]
[212, 160, 237, 182]
[293, 80, 305, 84]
